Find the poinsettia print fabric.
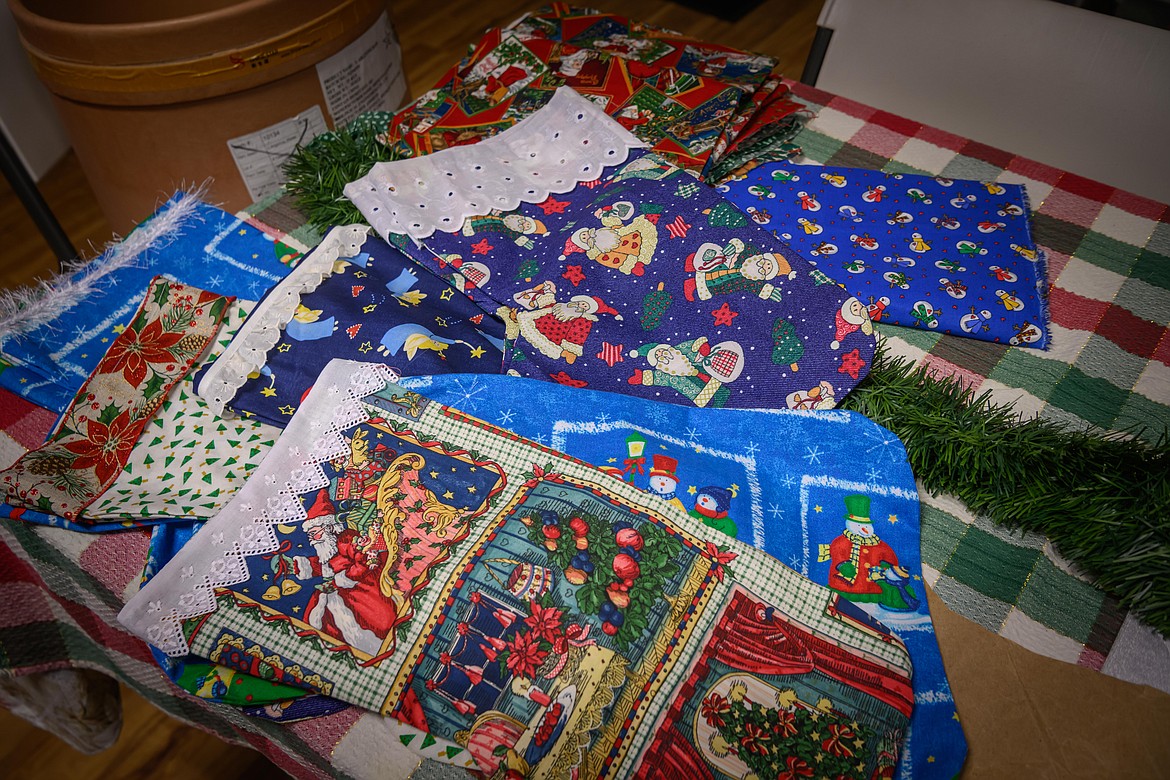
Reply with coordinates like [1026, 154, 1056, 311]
[721, 163, 1050, 347]
[1, 278, 232, 522]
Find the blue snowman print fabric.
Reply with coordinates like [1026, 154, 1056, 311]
[721, 163, 1050, 348]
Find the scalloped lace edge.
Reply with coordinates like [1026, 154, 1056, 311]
[121, 360, 397, 657]
[195, 225, 371, 416]
[344, 86, 647, 242]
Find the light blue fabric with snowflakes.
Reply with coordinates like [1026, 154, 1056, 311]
[0, 193, 297, 413]
[401, 372, 966, 780]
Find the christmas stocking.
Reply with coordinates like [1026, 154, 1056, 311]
[195, 225, 506, 426]
[346, 87, 876, 410]
[122, 358, 914, 779]
[720, 162, 1050, 347]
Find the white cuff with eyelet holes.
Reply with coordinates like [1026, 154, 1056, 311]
[344, 87, 646, 243]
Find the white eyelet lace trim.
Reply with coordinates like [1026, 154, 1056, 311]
[195, 225, 371, 415]
[119, 360, 398, 657]
[344, 87, 646, 242]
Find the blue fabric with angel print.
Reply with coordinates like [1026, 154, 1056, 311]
[721, 163, 1050, 348]
[210, 235, 506, 427]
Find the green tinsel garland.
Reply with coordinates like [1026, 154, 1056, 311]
[283, 113, 1170, 637]
[841, 346, 1170, 637]
[283, 111, 397, 234]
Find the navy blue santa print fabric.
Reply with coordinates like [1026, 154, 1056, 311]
[720, 162, 1050, 348]
[381, 149, 877, 410]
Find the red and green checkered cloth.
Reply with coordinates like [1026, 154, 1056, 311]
[785, 80, 1169, 686]
[2, 81, 1168, 777]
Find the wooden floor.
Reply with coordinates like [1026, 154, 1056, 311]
[0, 1, 822, 777]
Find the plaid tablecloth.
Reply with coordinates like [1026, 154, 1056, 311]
[2, 80, 1168, 778]
[784, 80, 1170, 689]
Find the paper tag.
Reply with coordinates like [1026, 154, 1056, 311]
[227, 105, 329, 201]
[316, 11, 406, 126]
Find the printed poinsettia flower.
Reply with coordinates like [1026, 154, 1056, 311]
[739, 722, 771, 756]
[772, 708, 799, 738]
[504, 631, 547, 679]
[524, 602, 564, 643]
[777, 756, 814, 779]
[704, 541, 738, 582]
[104, 317, 187, 387]
[700, 691, 731, 728]
[821, 722, 857, 758]
[63, 409, 138, 485]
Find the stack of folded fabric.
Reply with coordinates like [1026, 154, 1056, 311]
[5, 10, 1103, 779]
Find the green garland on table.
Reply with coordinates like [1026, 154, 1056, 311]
[283, 111, 397, 234]
[841, 346, 1170, 637]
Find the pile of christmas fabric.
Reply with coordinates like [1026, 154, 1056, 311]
[286, 5, 811, 232]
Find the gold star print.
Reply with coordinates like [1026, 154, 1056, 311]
[853, 738, 865, 750]
[278, 405, 296, 415]
[101, 337, 109, 343]
[927, 757, 936, 764]
[687, 485, 697, 495]
[814, 504, 823, 513]
[435, 316, 449, 327]
[443, 491, 454, 500]
[430, 470, 440, 478]
[467, 485, 477, 493]
[261, 574, 269, 581]
[19, 378, 26, 384]
[252, 253, 259, 260]
[953, 712, 961, 721]
[112, 324, 126, 334]
[376, 432, 383, 438]
[469, 346, 485, 358]
[277, 343, 291, 353]
[469, 467, 477, 472]
[292, 605, 301, 613]
[888, 513, 898, 524]
[238, 228, 247, 235]
[814, 754, 825, 764]
[607, 457, 617, 463]
[260, 387, 277, 397]
[358, 341, 373, 354]
[354, 271, 367, 279]
[440, 287, 455, 301]
[362, 304, 378, 314]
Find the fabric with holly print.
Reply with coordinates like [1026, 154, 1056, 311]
[0, 277, 232, 523]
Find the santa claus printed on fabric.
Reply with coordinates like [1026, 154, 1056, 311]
[627, 336, 744, 408]
[831, 297, 875, 350]
[558, 200, 659, 276]
[683, 237, 796, 303]
[500, 280, 622, 364]
[292, 489, 393, 658]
